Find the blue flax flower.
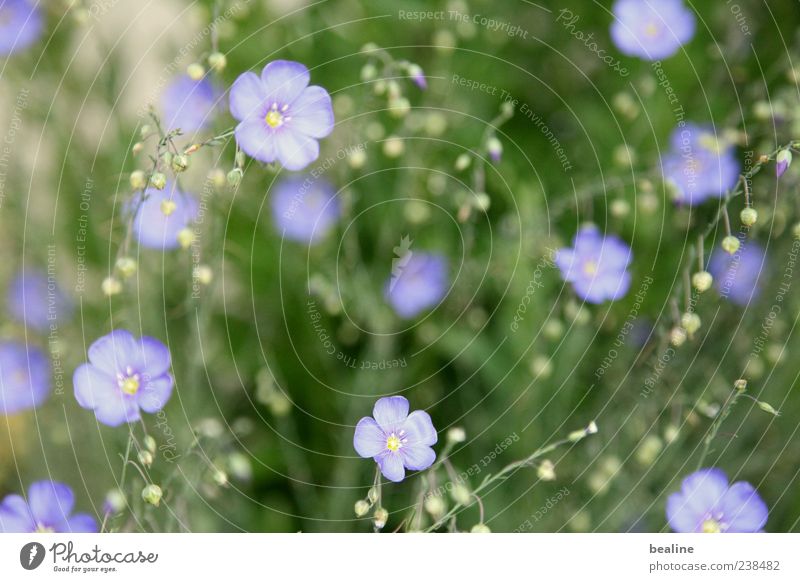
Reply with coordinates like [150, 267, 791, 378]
[610, 0, 695, 61]
[270, 176, 340, 244]
[354, 396, 437, 482]
[0, 341, 50, 414]
[161, 75, 219, 134]
[385, 252, 448, 319]
[7, 268, 72, 333]
[0, 480, 98, 532]
[0, 0, 43, 56]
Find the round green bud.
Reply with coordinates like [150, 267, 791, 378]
[208, 52, 227, 72]
[691, 271, 713, 293]
[171, 154, 189, 173]
[721, 236, 740, 255]
[129, 170, 146, 190]
[681, 312, 701, 334]
[470, 523, 491, 533]
[740, 207, 758, 226]
[141, 484, 163, 507]
[150, 172, 167, 190]
[186, 63, 205, 80]
[354, 500, 370, 517]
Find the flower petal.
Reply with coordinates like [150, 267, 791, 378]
[372, 396, 409, 430]
[66, 513, 99, 533]
[400, 444, 436, 472]
[402, 410, 437, 447]
[138, 336, 171, 377]
[73, 363, 115, 410]
[679, 468, 729, 517]
[666, 491, 702, 532]
[137, 374, 174, 413]
[0, 495, 34, 532]
[28, 481, 74, 529]
[274, 129, 320, 171]
[87, 329, 138, 375]
[94, 394, 141, 427]
[353, 417, 387, 458]
[229, 71, 266, 121]
[721, 481, 768, 532]
[290, 86, 334, 138]
[261, 60, 310, 105]
[235, 119, 277, 164]
[376, 451, 405, 482]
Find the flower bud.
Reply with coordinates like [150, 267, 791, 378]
[141, 484, 163, 507]
[455, 153, 471, 171]
[132, 142, 144, 156]
[186, 63, 205, 80]
[487, 136, 502, 163]
[116, 257, 137, 278]
[537, 459, 556, 481]
[177, 228, 194, 249]
[208, 52, 227, 72]
[757, 401, 780, 416]
[129, 170, 146, 190]
[382, 136, 404, 158]
[143, 435, 157, 454]
[360, 63, 378, 82]
[407, 63, 426, 90]
[208, 168, 226, 190]
[423, 495, 446, 519]
[140, 124, 152, 138]
[373, 507, 389, 529]
[388, 96, 411, 118]
[610, 199, 630, 218]
[348, 148, 367, 169]
[471, 523, 491, 533]
[150, 172, 167, 190]
[354, 500, 370, 517]
[692, 271, 713, 293]
[160, 199, 177, 216]
[721, 235, 740, 255]
[212, 470, 228, 486]
[227, 168, 243, 188]
[446, 427, 466, 443]
[500, 100, 515, 117]
[138, 450, 153, 467]
[740, 207, 758, 227]
[734, 378, 748, 392]
[171, 154, 189, 173]
[473, 192, 490, 212]
[793, 223, 800, 240]
[669, 326, 687, 346]
[104, 489, 127, 515]
[681, 312, 701, 334]
[450, 484, 471, 506]
[367, 487, 379, 504]
[101, 276, 122, 296]
[776, 148, 792, 178]
[194, 265, 213, 285]
[228, 452, 252, 481]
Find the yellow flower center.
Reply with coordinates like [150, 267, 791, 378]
[35, 523, 55, 533]
[265, 104, 285, 128]
[702, 518, 721, 533]
[160, 199, 177, 216]
[386, 434, 402, 452]
[583, 260, 598, 276]
[644, 22, 659, 38]
[120, 376, 140, 395]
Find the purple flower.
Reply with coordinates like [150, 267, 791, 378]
[662, 124, 740, 205]
[407, 64, 427, 90]
[667, 468, 768, 533]
[0, 481, 98, 533]
[270, 176, 340, 244]
[8, 268, 72, 333]
[610, 0, 696, 61]
[555, 225, 632, 303]
[161, 75, 219, 134]
[0, 341, 50, 414]
[0, 0, 43, 57]
[73, 330, 173, 427]
[776, 149, 792, 178]
[385, 252, 448, 319]
[132, 181, 198, 250]
[708, 238, 766, 306]
[229, 60, 334, 171]
[353, 396, 437, 483]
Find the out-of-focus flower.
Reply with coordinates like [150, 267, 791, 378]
[161, 76, 219, 134]
[270, 176, 340, 244]
[610, 0, 696, 61]
[385, 252, 448, 318]
[73, 330, 173, 427]
[555, 225, 632, 303]
[353, 396, 437, 482]
[0, 0, 43, 56]
[8, 268, 72, 332]
[0, 481, 98, 532]
[132, 181, 198, 250]
[406, 63, 426, 90]
[666, 468, 767, 533]
[708, 239, 766, 305]
[0, 341, 50, 415]
[662, 124, 740, 205]
[229, 60, 334, 171]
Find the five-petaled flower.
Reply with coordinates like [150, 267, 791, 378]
[610, 0, 696, 61]
[353, 396, 437, 482]
[73, 330, 174, 427]
[708, 238, 766, 306]
[0, 341, 50, 415]
[555, 225, 632, 303]
[0, 0, 43, 57]
[229, 60, 334, 171]
[0, 481, 98, 533]
[385, 252, 448, 319]
[667, 468, 768, 533]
